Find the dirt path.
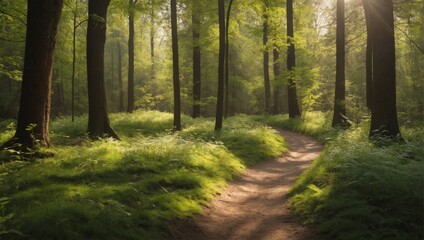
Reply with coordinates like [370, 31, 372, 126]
[166, 129, 323, 240]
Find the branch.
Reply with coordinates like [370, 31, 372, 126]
[75, 19, 88, 30]
[0, 8, 26, 26]
[346, 30, 366, 46]
[395, 26, 424, 55]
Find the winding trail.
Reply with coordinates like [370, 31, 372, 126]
[166, 129, 323, 240]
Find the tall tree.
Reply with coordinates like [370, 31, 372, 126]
[272, 48, 281, 114]
[215, 0, 226, 130]
[363, 0, 373, 111]
[86, 0, 119, 139]
[127, 0, 137, 113]
[117, 41, 124, 112]
[263, 1, 271, 114]
[332, 0, 349, 127]
[71, 3, 77, 122]
[286, 0, 301, 118]
[192, 1, 201, 118]
[150, 0, 156, 78]
[110, 45, 115, 110]
[171, 0, 181, 131]
[224, 0, 234, 117]
[71, 0, 86, 122]
[367, 0, 401, 138]
[2, 0, 63, 150]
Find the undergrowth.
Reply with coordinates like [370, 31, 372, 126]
[0, 111, 286, 240]
[2, 111, 422, 239]
[258, 112, 424, 240]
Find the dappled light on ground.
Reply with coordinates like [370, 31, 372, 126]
[167, 129, 323, 240]
[0, 113, 287, 239]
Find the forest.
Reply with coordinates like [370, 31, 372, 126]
[0, 0, 423, 239]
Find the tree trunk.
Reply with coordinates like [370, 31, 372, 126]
[263, 9, 271, 114]
[365, 36, 373, 111]
[215, 0, 226, 130]
[52, 54, 64, 117]
[363, 0, 373, 111]
[3, 0, 63, 150]
[286, 0, 301, 118]
[72, 7, 77, 122]
[110, 46, 114, 111]
[171, 0, 181, 131]
[273, 48, 281, 114]
[127, 1, 135, 113]
[368, 0, 401, 138]
[117, 41, 124, 112]
[224, 0, 234, 118]
[52, 68, 61, 117]
[86, 0, 119, 139]
[192, 4, 201, 118]
[332, 0, 349, 127]
[150, 0, 155, 78]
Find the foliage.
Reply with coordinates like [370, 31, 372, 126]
[257, 112, 424, 239]
[0, 111, 286, 239]
[0, 121, 15, 145]
[135, 86, 166, 110]
[272, 116, 423, 240]
[2, 0, 422, 123]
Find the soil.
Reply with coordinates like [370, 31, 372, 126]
[165, 129, 323, 240]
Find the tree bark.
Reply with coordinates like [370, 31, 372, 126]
[110, 45, 114, 111]
[86, 0, 119, 139]
[215, 0, 226, 130]
[263, 9, 271, 114]
[363, 0, 373, 111]
[332, 0, 349, 127]
[52, 68, 61, 117]
[127, 0, 135, 113]
[286, 0, 301, 118]
[150, 0, 155, 78]
[71, 5, 77, 122]
[192, 3, 201, 118]
[368, 0, 401, 138]
[272, 48, 281, 114]
[3, 0, 63, 150]
[171, 0, 181, 131]
[117, 41, 124, 112]
[224, 0, 234, 118]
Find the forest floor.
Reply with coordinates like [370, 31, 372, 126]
[166, 129, 324, 240]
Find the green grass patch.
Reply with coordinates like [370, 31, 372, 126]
[0, 111, 286, 239]
[255, 111, 338, 142]
[259, 113, 424, 240]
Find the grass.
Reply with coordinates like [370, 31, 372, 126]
[2, 111, 422, 239]
[255, 111, 338, 142]
[258, 112, 424, 240]
[0, 111, 287, 240]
